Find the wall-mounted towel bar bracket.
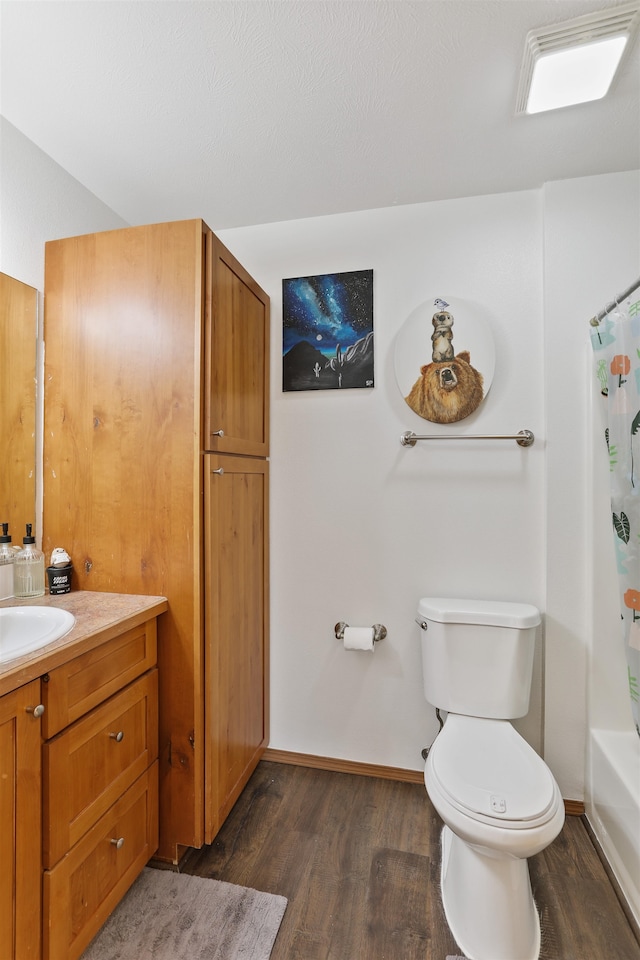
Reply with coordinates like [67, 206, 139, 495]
[400, 429, 534, 448]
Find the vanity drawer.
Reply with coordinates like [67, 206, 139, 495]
[41, 617, 157, 738]
[43, 670, 158, 868]
[43, 762, 158, 960]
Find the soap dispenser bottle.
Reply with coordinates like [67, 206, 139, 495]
[0, 523, 15, 600]
[14, 523, 45, 598]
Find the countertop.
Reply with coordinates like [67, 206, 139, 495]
[0, 591, 168, 697]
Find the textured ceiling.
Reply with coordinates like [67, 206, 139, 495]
[1, 0, 639, 230]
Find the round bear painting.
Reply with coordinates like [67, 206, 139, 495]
[394, 297, 495, 424]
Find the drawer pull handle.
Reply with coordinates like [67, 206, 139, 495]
[213, 468, 224, 475]
[109, 731, 124, 742]
[110, 837, 125, 850]
[212, 429, 224, 437]
[26, 704, 45, 718]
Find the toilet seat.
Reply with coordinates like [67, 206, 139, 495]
[428, 714, 558, 828]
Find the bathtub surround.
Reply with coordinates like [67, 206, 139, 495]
[79, 868, 287, 960]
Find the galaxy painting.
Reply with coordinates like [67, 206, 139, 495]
[282, 269, 374, 391]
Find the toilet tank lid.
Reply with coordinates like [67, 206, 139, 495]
[417, 597, 541, 628]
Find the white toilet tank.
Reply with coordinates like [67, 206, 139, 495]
[417, 597, 541, 719]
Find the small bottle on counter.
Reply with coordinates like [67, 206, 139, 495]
[46, 546, 73, 595]
[0, 523, 15, 601]
[14, 523, 45, 598]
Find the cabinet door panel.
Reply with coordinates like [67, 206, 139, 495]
[42, 619, 157, 737]
[43, 670, 158, 867]
[204, 454, 269, 840]
[206, 234, 270, 457]
[43, 763, 158, 960]
[0, 680, 41, 960]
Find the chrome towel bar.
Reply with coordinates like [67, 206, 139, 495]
[400, 429, 534, 448]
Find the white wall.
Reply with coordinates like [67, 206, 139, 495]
[220, 190, 547, 773]
[0, 117, 127, 289]
[222, 173, 639, 791]
[0, 117, 128, 536]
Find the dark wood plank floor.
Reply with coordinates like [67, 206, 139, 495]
[179, 760, 640, 960]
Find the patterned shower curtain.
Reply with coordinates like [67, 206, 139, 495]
[591, 296, 640, 738]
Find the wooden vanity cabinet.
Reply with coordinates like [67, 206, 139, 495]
[44, 219, 270, 861]
[0, 680, 42, 960]
[41, 618, 159, 960]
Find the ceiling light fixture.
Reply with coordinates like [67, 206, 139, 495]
[516, 2, 640, 115]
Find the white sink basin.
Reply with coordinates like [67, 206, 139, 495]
[0, 606, 76, 663]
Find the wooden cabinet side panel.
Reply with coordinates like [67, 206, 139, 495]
[204, 454, 269, 841]
[43, 221, 203, 594]
[43, 221, 205, 859]
[0, 681, 41, 960]
[205, 232, 270, 457]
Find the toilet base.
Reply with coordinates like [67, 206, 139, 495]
[440, 825, 541, 960]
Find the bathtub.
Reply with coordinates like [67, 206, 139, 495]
[587, 729, 640, 927]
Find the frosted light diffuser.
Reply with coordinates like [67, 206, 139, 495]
[527, 35, 627, 112]
[516, 3, 640, 115]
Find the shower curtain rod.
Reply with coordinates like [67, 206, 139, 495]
[589, 276, 640, 326]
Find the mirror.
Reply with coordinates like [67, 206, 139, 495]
[0, 272, 37, 540]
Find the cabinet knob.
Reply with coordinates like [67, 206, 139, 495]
[109, 730, 124, 742]
[110, 837, 125, 850]
[213, 468, 224, 475]
[212, 429, 224, 437]
[26, 704, 45, 718]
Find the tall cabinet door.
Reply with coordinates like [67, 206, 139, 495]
[44, 219, 206, 862]
[0, 680, 42, 960]
[205, 233, 270, 456]
[204, 453, 270, 841]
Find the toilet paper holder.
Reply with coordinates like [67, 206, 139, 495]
[334, 621, 387, 643]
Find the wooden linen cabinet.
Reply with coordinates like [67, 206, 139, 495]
[43, 220, 270, 861]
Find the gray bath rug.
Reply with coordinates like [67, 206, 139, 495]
[80, 867, 287, 960]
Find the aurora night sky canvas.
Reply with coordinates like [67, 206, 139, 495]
[282, 269, 374, 391]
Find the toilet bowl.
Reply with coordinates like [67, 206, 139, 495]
[417, 598, 565, 960]
[427, 715, 564, 852]
[425, 714, 564, 960]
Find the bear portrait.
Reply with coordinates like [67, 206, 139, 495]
[405, 350, 484, 423]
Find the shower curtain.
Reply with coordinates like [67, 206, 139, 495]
[591, 297, 640, 738]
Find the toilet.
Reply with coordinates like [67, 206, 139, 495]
[417, 597, 565, 960]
